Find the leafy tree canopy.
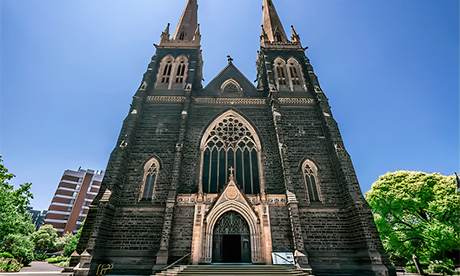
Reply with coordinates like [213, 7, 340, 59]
[0, 158, 35, 240]
[31, 225, 57, 253]
[1, 234, 35, 265]
[365, 171, 459, 266]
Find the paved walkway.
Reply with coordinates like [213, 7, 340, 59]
[0, 261, 71, 276]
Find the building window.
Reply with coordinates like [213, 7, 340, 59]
[201, 111, 261, 194]
[274, 58, 288, 89]
[178, 31, 186, 40]
[156, 55, 188, 89]
[175, 60, 186, 83]
[160, 56, 174, 84]
[287, 58, 304, 90]
[274, 28, 283, 42]
[140, 158, 160, 201]
[302, 160, 321, 202]
[221, 79, 241, 94]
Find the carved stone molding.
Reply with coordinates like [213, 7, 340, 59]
[267, 194, 287, 206]
[176, 194, 197, 206]
[194, 98, 266, 105]
[278, 97, 314, 105]
[147, 96, 186, 103]
[190, 179, 272, 265]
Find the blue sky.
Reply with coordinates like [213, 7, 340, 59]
[1, 0, 458, 211]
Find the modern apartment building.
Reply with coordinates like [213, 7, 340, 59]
[26, 207, 47, 231]
[44, 167, 103, 235]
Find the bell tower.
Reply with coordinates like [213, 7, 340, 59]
[256, 0, 396, 275]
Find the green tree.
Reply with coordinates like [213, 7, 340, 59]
[0, 158, 35, 265]
[31, 225, 57, 253]
[0, 158, 35, 240]
[57, 221, 84, 257]
[365, 171, 459, 268]
[1, 234, 35, 265]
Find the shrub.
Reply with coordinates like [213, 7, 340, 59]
[1, 234, 34, 265]
[47, 256, 69, 264]
[0, 252, 14, 259]
[0, 258, 22, 272]
[56, 232, 79, 257]
[31, 225, 57, 253]
[404, 265, 417, 273]
[34, 253, 48, 261]
[56, 259, 70, 267]
[428, 259, 456, 275]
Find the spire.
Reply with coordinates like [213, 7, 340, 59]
[172, 0, 198, 41]
[156, 0, 200, 48]
[262, 0, 288, 43]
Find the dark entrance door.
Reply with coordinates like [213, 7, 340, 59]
[222, 235, 241, 262]
[212, 211, 251, 263]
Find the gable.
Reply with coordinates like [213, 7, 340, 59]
[201, 62, 261, 97]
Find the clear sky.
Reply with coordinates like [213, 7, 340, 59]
[1, 0, 458, 211]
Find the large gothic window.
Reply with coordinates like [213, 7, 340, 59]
[140, 158, 160, 201]
[274, 58, 288, 89]
[201, 112, 261, 194]
[302, 159, 321, 202]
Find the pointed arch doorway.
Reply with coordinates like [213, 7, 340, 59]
[212, 211, 251, 263]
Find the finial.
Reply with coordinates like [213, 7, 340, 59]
[163, 23, 170, 35]
[291, 25, 300, 43]
[227, 55, 233, 63]
[229, 167, 235, 179]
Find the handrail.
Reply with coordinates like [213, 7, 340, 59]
[163, 253, 191, 271]
[272, 252, 295, 265]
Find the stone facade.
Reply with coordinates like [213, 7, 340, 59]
[72, 0, 395, 275]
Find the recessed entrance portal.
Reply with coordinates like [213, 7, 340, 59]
[212, 211, 251, 263]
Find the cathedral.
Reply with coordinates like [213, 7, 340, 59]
[72, 0, 395, 275]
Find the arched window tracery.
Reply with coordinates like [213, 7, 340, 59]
[156, 55, 188, 89]
[160, 56, 174, 84]
[287, 58, 304, 91]
[175, 60, 187, 83]
[302, 159, 321, 202]
[221, 79, 241, 94]
[201, 112, 261, 194]
[140, 158, 160, 201]
[274, 58, 288, 89]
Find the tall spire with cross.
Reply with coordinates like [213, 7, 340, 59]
[262, 0, 288, 43]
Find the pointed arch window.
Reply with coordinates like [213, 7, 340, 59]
[140, 158, 160, 201]
[201, 112, 261, 195]
[274, 58, 288, 89]
[221, 79, 242, 94]
[274, 27, 283, 42]
[175, 60, 186, 83]
[178, 31, 186, 41]
[302, 160, 321, 202]
[161, 58, 173, 84]
[156, 55, 188, 89]
[287, 58, 304, 91]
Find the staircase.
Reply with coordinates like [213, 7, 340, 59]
[154, 265, 310, 276]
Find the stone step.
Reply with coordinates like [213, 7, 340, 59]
[170, 265, 307, 276]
